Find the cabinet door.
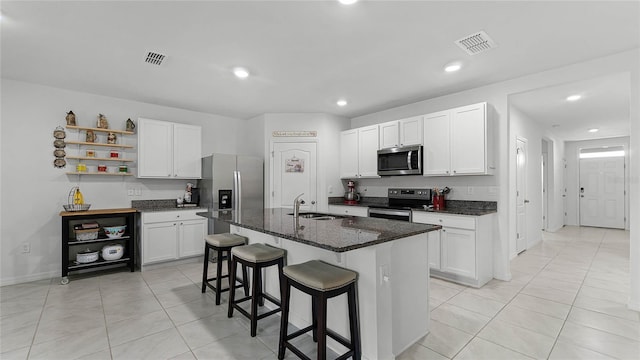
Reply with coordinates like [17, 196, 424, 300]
[441, 227, 476, 279]
[357, 125, 380, 178]
[378, 121, 399, 149]
[340, 129, 359, 179]
[399, 116, 423, 147]
[142, 222, 178, 264]
[423, 111, 451, 176]
[138, 118, 174, 178]
[179, 219, 206, 258]
[451, 103, 487, 175]
[428, 230, 441, 270]
[173, 124, 202, 179]
[328, 205, 369, 217]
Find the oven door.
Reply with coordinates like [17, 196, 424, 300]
[368, 207, 412, 222]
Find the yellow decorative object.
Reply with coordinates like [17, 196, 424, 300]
[73, 188, 84, 205]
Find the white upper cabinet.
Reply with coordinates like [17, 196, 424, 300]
[138, 118, 202, 179]
[340, 124, 380, 179]
[423, 111, 451, 176]
[357, 125, 380, 178]
[173, 123, 202, 179]
[378, 116, 423, 149]
[423, 102, 493, 176]
[379, 121, 399, 149]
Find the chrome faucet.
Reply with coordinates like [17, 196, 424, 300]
[293, 193, 305, 219]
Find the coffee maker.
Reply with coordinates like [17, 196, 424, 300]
[344, 180, 361, 205]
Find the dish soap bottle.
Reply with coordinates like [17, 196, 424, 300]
[73, 187, 84, 205]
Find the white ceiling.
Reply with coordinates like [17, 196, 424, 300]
[1, 1, 639, 126]
[510, 73, 631, 141]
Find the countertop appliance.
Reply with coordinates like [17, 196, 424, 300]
[377, 145, 422, 176]
[344, 179, 361, 205]
[368, 188, 432, 222]
[199, 154, 264, 234]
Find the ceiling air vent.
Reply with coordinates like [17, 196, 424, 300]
[455, 30, 497, 55]
[145, 51, 166, 65]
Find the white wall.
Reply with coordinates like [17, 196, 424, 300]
[259, 113, 349, 212]
[545, 138, 566, 232]
[351, 49, 640, 287]
[0, 79, 243, 285]
[509, 106, 543, 255]
[565, 137, 631, 230]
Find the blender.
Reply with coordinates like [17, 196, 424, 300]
[344, 180, 361, 205]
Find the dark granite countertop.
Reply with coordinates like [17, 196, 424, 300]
[328, 197, 497, 216]
[132, 199, 205, 212]
[197, 208, 440, 253]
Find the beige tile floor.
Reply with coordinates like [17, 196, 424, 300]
[1, 226, 637, 359]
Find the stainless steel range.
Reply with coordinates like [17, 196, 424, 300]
[368, 188, 432, 222]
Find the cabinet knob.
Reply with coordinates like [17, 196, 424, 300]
[446, 171, 449, 174]
[442, 229, 446, 232]
[453, 170, 457, 174]
[173, 223, 176, 226]
[439, 219, 443, 222]
[180, 222, 183, 225]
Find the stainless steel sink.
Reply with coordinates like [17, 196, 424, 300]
[288, 212, 344, 220]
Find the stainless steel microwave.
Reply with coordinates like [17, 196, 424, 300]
[377, 145, 423, 176]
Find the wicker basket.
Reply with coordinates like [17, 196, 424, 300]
[75, 228, 99, 241]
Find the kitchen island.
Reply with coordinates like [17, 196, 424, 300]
[198, 208, 440, 360]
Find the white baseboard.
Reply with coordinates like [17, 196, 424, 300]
[0, 270, 59, 287]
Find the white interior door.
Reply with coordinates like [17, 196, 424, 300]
[271, 142, 317, 211]
[579, 156, 625, 229]
[542, 152, 548, 231]
[516, 137, 527, 254]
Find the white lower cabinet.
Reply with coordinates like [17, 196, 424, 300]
[413, 211, 494, 288]
[140, 210, 206, 269]
[327, 204, 369, 217]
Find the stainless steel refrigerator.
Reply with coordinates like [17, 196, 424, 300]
[198, 154, 264, 234]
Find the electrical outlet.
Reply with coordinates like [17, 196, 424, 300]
[22, 243, 30, 253]
[135, 188, 142, 196]
[127, 189, 134, 196]
[467, 186, 474, 195]
[328, 185, 333, 194]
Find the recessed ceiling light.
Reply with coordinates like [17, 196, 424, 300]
[338, 0, 358, 4]
[566, 94, 581, 101]
[444, 63, 462, 73]
[588, 128, 599, 133]
[233, 67, 250, 79]
[337, 99, 348, 107]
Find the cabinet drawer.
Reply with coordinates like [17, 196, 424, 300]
[328, 205, 368, 217]
[142, 210, 202, 223]
[412, 212, 476, 230]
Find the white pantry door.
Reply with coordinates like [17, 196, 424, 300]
[579, 156, 625, 229]
[271, 142, 317, 211]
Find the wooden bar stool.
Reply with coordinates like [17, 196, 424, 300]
[278, 260, 361, 360]
[228, 243, 286, 337]
[201, 233, 249, 305]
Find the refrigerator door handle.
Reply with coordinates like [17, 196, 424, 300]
[233, 170, 241, 210]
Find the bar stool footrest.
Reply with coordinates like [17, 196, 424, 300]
[326, 329, 352, 349]
[285, 325, 315, 341]
[284, 343, 312, 360]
